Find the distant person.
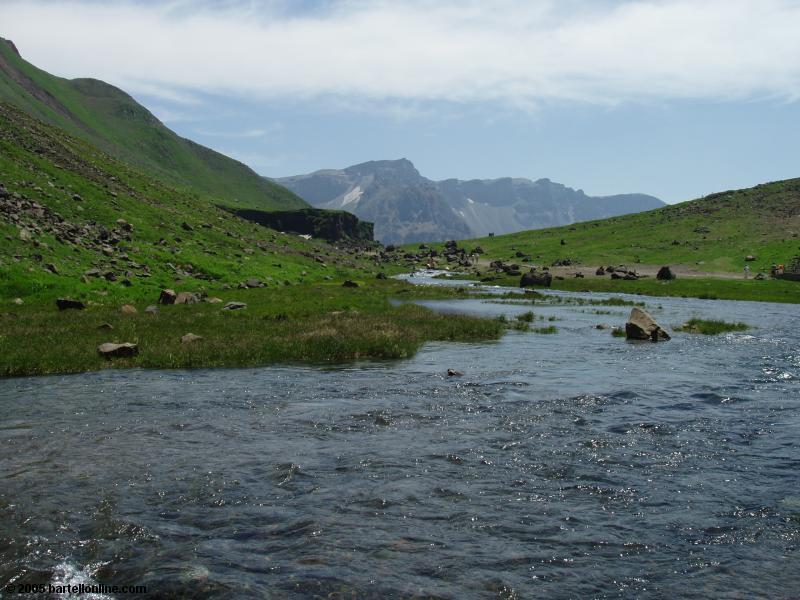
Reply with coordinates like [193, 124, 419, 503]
[744, 264, 751, 279]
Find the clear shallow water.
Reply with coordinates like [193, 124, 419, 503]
[1, 279, 799, 599]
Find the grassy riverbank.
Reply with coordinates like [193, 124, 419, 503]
[0, 280, 505, 377]
[406, 176, 800, 304]
[460, 272, 800, 304]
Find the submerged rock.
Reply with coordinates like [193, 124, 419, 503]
[625, 307, 670, 342]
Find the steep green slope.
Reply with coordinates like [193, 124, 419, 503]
[448, 179, 800, 276]
[0, 103, 510, 376]
[0, 102, 370, 302]
[0, 37, 306, 211]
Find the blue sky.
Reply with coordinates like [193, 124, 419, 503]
[2, 0, 800, 203]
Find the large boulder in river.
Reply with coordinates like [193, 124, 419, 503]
[656, 266, 675, 280]
[625, 307, 670, 341]
[97, 342, 138, 358]
[520, 271, 552, 288]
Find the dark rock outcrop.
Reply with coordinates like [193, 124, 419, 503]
[231, 208, 373, 242]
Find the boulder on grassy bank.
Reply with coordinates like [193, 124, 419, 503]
[97, 342, 138, 358]
[656, 266, 675, 280]
[56, 298, 85, 310]
[625, 307, 670, 342]
[520, 271, 552, 288]
[174, 292, 200, 305]
[120, 304, 137, 315]
[222, 301, 247, 311]
[158, 289, 177, 305]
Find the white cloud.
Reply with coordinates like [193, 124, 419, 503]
[3, 0, 800, 112]
[192, 127, 275, 139]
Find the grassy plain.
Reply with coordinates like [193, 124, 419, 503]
[0, 280, 506, 377]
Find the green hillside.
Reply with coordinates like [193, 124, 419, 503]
[0, 37, 305, 211]
[446, 179, 800, 276]
[0, 101, 367, 302]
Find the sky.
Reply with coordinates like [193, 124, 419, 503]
[2, 0, 800, 203]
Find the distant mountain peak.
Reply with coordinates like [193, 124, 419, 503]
[344, 158, 420, 179]
[278, 160, 664, 244]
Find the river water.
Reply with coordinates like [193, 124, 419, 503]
[1, 274, 799, 598]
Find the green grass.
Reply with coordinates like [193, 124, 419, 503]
[452, 177, 800, 275]
[0, 280, 505, 377]
[675, 318, 750, 335]
[0, 38, 305, 212]
[515, 311, 535, 322]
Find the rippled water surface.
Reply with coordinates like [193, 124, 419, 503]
[2, 280, 799, 598]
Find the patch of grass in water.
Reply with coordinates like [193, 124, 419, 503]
[675, 318, 750, 335]
[589, 296, 644, 307]
[532, 325, 558, 334]
[516, 311, 535, 322]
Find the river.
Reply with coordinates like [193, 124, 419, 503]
[1, 274, 799, 598]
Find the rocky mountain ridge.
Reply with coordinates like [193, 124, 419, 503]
[276, 159, 664, 244]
